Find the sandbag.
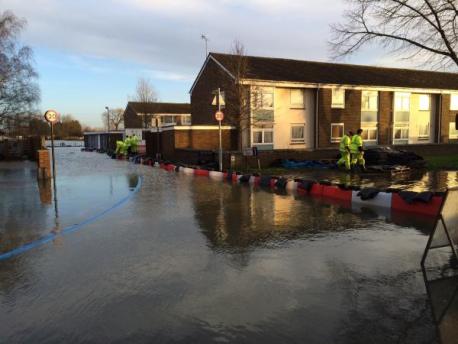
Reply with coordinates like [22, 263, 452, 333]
[357, 188, 380, 200]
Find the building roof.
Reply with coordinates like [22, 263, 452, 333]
[209, 52, 458, 91]
[127, 102, 191, 115]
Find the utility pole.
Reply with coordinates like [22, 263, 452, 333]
[201, 34, 209, 57]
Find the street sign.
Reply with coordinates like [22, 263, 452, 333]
[215, 111, 224, 121]
[211, 91, 225, 107]
[243, 148, 254, 156]
[44, 110, 59, 123]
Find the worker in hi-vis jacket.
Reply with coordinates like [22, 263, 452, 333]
[337, 130, 353, 171]
[350, 128, 366, 171]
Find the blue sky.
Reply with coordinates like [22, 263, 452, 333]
[2, 0, 407, 127]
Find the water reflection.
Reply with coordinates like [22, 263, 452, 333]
[190, 179, 436, 253]
[285, 169, 458, 192]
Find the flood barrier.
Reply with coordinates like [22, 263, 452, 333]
[142, 160, 444, 218]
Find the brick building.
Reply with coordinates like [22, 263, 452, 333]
[190, 52, 458, 153]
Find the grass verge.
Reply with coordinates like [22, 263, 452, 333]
[423, 154, 458, 170]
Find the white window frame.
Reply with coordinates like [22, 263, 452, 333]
[449, 122, 458, 139]
[252, 86, 274, 110]
[361, 90, 378, 111]
[290, 123, 306, 144]
[361, 126, 378, 145]
[393, 123, 409, 144]
[419, 94, 430, 111]
[331, 88, 345, 109]
[451, 94, 458, 111]
[331, 123, 344, 143]
[181, 116, 191, 125]
[251, 128, 274, 146]
[290, 89, 305, 109]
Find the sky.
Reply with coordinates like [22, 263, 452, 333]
[2, 0, 406, 128]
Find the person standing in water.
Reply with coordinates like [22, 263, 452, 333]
[337, 130, 353, 171]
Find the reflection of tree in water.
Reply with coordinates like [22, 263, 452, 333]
[127, 174, 139, 189]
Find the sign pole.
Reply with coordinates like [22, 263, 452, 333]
[218, 88, 223, 172]
[50, 122, 56, 179]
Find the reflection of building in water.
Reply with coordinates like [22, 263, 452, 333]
[190, 181, 373, 251]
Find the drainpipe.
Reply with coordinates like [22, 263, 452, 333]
[437, 94, 442, 143]
[315, 84, 320, 150]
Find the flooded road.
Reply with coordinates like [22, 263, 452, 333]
[0, 149, 456, 343]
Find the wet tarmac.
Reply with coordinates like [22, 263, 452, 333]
[0, 148, 457, 343]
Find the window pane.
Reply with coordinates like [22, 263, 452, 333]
[450, 122, 458, 138]
[262, 93, 273, 108]
[394, 111, 409, 122]
[291, 126, 304, 139]
[395, 93, 410, 111]
[362, 91, 378, 111]
[264, 131, 273, 143]
[290, 89, 304, 107]
[332, 88, 345, 108]
[451, 94, 458, 110]
[253, 131, 263, 143]
[331, 124, 343, 138]
[361, 111, 377, 123]
[419, 95, 430, 111]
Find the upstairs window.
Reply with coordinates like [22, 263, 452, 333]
[361, 91, 378, 123]
[331, 88, 345, 108]
[419, 94, 430, 111]
[451, 94, 458, 110]
[290, 89, 304, 108]
[252, 87, 274, 122]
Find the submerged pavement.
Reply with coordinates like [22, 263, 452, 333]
[0, 148, 456, 343]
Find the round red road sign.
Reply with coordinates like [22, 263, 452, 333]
[215, 111, 224, 121]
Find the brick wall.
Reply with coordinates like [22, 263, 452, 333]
[318, 88, 362, 148]
[378, 91, 393, 145]
[191, 58, 242, 130]
[124, 104, 143, 129]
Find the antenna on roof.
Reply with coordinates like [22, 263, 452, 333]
[201, 34, 209, 58]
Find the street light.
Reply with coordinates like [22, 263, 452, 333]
[105, 106, 110, 153]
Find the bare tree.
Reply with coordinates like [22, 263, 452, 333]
[132, 77, 158, 128]
[0, 11, 40, 133]
[101, 108, 124, 130]
[224, 40, 251, 150]
[330, 0, 458, 70]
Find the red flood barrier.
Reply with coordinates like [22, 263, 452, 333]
[165, 164, 176, 172]
[309, 183, 324, 197]
[322, 185, 352, 203]
[391, 194, 443, 217]
[194, 169, 210, 177]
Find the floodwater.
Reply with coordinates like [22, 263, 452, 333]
[0, 149, 457, 344]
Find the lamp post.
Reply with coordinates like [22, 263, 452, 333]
[105, 106, 110, 152]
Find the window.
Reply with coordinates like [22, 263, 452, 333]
[252, 87, 274, 109]
[181, 116, 191, 125]
[252, 87, 274, 122]
[451, 94, 458, 111]
[418, 123, 430, 139]
[361, 127, 378, 144]
[395, 93, 410, 111]
[331, 123, 344, 143]
[331, 88, 345, 108]
[449, 122, 458, 139]
[419, 95, 430, 111]
[393, 123, 409, 144]
[361, 91, 378, 111]
[252, 128, 273, 144]
[361, 91, 378, 144]
[291, 124, 305, 144]
[290, 89, 304, 108]
[162, 115, 176, 125]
